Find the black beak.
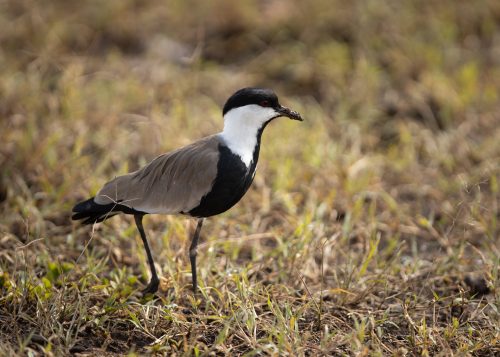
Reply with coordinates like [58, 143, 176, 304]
[276, 105, 303, 121]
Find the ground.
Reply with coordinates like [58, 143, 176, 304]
[0, 0, 499, 355]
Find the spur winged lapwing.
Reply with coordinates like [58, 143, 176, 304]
[72, 87, 303, 295]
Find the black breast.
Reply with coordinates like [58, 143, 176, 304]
[188, 138, 261, 218]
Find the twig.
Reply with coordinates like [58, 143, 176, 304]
[16, 238, 44, 250]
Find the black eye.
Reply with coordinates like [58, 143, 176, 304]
[260, 100, 270, 107]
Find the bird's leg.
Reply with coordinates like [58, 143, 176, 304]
[134, 214, 160, 295]
[189, 218, 204, 294]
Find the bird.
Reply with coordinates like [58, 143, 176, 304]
[72, 87, 303, 295]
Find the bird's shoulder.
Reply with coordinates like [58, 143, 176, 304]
[133, 134, 222, 179]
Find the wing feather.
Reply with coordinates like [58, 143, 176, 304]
[94, 135, 221, 214]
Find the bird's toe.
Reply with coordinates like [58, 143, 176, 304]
[141, 278, 160, 296]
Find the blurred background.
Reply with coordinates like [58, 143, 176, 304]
[1, 0, 499, 354]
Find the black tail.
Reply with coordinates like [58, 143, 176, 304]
[72, 197, 121, 225]
[72, 197, 145, 225]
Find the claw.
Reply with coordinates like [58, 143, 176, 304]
[141, 277, 159, 296]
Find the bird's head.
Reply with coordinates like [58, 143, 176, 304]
[222, 88, 303, 128]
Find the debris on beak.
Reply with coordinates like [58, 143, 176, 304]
[276, 105, 303, 121]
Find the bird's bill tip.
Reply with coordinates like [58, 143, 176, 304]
[277, 105, 304, 121]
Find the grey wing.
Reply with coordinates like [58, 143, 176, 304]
[94, 135, 221, 214]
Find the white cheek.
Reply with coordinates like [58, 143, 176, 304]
[254, 107, 276, 123]
[229, 105, 276, 125]
[223, 104, 278, 130]
[220, 105, 277, 166]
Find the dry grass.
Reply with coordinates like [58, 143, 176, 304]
[1, 0, 499, 355]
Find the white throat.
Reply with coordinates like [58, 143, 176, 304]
[219, 104, 277, 167]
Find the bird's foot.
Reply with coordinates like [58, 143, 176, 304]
[141, 277, 160, 297]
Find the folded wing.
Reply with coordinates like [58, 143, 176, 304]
[94, 135, 221, 214]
